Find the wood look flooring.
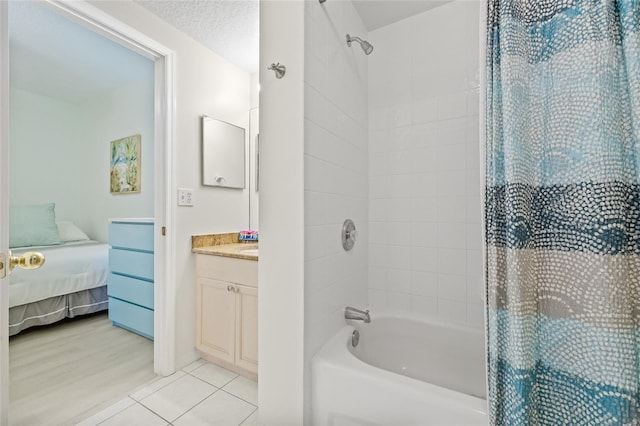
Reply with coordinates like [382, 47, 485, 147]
[9, 312, 155, 426]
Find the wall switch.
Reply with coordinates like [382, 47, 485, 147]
[178, 188, 194, 206]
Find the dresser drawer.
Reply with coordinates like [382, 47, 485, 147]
[109, 248, 154, 281]
[109, 222, 154, 252]
[109, 297, 154, 339]
[108, 273, 153, 309]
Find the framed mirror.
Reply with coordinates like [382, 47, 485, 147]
[202, 115, 246, 189]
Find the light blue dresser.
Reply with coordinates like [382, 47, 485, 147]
[108, 218, 154, 340]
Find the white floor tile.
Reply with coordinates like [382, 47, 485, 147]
[240, 409, 262, 426]
[139, 374, 217, 422]
[74, 398, 136, 426]
[223, 376, 258, 406]
[181, 359, 207, 373]
[130, 370, 186, 401]
[190, 362, 238, 388]
[173, 391, 256, 426]
[99, 403, 168, 426]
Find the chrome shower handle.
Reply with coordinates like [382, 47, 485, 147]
[267, 63, 286, 79]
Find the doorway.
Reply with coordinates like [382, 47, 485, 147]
[0, 0, 176, 424]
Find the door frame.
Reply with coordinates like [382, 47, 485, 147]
[44, 0, 177, 376]
[0, 1, 10, 423]
[0, 2, 177, 421]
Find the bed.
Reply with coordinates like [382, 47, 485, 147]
[8, 203, 110, 336]
[9, 241, 109, 336]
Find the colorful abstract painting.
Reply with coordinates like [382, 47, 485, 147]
[110, 134, 141, 194]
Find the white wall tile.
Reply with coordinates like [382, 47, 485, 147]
[369, 267, 388, 290]
[388, 268, 412, 293]
[437, 170, 467, 197]
[368, 289, 387, 310]
[437, 143, 468, 171]
[411, 172, 438, 198]
[410, 222, 438, 247]
[388, 291, 411, 313]
[412, 97, 438, 124]
[411, 271, 438, 298]
[467, 302, 485, 329]
[438, 299, 467, 325]
[304, 2, 369, 415]
[368, 1, 481, 331]
[410, 123, 438, 149]
[438, 248, 467, 275]
[467, 223, 483, 251]
[411, 295, 438, 318]
[437, 197, 468, 223]
[437, 223, 467, 249]
[411, 247, 438, 272]
[438, 92, 467, 120]
[438, 274, 467, 302]
[388, 198, 413, 222]
[467, 196, 482, 224]
[411, 197, 438, 222]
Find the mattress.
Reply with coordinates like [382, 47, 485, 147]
[9, 241, 108, 308]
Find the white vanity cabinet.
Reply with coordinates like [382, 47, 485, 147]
[195, 254, 258, 378]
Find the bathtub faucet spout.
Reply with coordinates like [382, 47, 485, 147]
[345, 306, 371, 323]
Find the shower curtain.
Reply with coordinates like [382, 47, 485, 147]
[485, 0, 639, 424]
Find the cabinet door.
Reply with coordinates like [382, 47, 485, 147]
[197, 278, 236, 364]
[235, 284, 258, 374]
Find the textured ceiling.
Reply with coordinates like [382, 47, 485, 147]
[132, 1, 452, 74]
[9, 1, 153, 104]
[135, 0, 259, 73]
[9, 0, 453, 104]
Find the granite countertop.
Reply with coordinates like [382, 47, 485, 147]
[192, 243, 258, 261]
[191, 233, 258, 261]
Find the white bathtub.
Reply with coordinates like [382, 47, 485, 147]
[311, 316, 488, 425]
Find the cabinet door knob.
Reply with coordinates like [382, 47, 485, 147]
[227, 285, 234, 292]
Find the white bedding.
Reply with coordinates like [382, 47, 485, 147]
[9, 241, 108, 308]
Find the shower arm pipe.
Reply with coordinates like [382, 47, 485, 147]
[346, 34, 374, 55]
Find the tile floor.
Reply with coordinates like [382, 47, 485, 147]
[76, 360, 260, 426]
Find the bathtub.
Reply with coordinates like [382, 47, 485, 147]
[311, 316, 488, 425]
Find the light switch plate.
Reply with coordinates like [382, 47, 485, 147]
[178, 188, 194, 206]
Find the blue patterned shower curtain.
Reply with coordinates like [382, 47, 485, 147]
[485, 0, 640, 424]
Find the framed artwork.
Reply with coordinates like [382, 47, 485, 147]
[110, 134, 141, 194]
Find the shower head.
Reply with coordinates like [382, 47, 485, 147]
[346, 34, 373, 55]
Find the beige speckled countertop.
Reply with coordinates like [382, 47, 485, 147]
[191, 233, 258, 261]
[192, 243, 258, 261]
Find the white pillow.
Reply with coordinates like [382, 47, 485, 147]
[56, 221, 90, 242]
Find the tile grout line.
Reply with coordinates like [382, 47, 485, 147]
[219, 388, 258, 409]
[93, 398, 137, 426]
[238, 407, 259, 426]
[186, 368, 238, 390]
[168, 387, 220, 425]
[136, 401, 174, 425]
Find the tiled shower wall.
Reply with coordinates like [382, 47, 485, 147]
[367, 1, 483, 329]
[303, 0, 369, 416]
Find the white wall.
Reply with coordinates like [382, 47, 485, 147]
[259, 1, 305, 424]
[89, 0, 251, 369]
[9, 77, 154, 243]
[9, 88, 84, 223]
[367, 1, 483, 329]
[303, 0, 369, 420]
[80, 77, 155, 242]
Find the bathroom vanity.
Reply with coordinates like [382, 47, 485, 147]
[193, 235, 258, 379]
